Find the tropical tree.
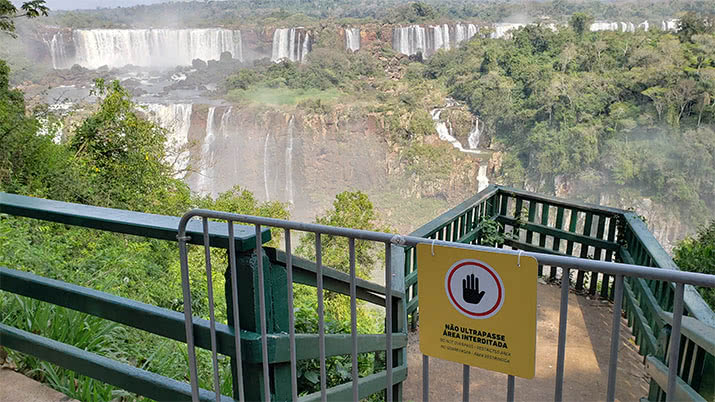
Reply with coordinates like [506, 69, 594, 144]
[0, 0, 48, 36]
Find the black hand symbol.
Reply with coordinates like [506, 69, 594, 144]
[463, 274, 486, 304]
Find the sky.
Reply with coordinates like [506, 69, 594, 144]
[31, 0, 180, 10]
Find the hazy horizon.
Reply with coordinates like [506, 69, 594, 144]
[21, 0, 182, 11]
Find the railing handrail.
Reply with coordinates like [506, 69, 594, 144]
[176, 209, 715, 287]
[409, 184, 499, 238]
[0, 192, 270, 251]
[622, 212, 715, 325]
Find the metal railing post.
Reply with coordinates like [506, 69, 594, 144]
[225, 235, 290, 401]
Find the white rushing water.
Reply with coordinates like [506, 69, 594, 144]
[477, 164, 489, 192]
[467, 118, 482, 150]
[143, 103, 193, 175]
[491, 23, 525, 39]
[271, 28, 311, 63]
[430, 106, 482, 155]
[392, 25, 426, 56]
[345, 27, 360, 52]
[49, 29, 242, 69]
[455, 23, 478, 44]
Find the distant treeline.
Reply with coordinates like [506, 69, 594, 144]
[29, 0, 715, 29]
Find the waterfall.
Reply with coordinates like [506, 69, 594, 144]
[345, 27, 360, 52]
[199, 107, 217, 196]
[263, 130, 271, 201]
[662, 19, 679, 31]
[430, 106, 482, 154]
[392, 25, 426, 57]
[455, 23, 477, 44]
[638, 21, 649, 31]
[271, 28, 311, 63]
[53, 29, 242, 69]
[143, 103, 193, 174]
[46, 33, 70, 69]
[491, 23, 525, 39]
[429, 24, 451, 55]
[467, 118, 481, 150]
[477, 164, 489, 192]
[285, 115, 295, 205]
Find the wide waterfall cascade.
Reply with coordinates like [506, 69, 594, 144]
[392, 25, 426, 57]
[271, 28, 311, 63]
[455, 23, 478, 44]
[49, 29, 242, 69]
[431, 24, 451, 53]
[345, 28, 360, 52]
[143, 103, 193, 175]
[285, 115, 295, 205]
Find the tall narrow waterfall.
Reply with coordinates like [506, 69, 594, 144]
[49, 29, 242, 69]
[477, 164, 489, 192]
[199, 107, 218, 195]
[345, 28, 360, 52]
[143, 103, 193, 174]
[263, 130, 272, 201]
[285, 116, 295, 205]
[271, 28, 311, 63]
[467, 118, 481, 150]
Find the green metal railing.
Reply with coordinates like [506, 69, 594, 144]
[0, 192, 406, 401]
[404, 185, 715, 401]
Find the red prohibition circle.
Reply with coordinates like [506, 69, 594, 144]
[446, 261, 502, 317]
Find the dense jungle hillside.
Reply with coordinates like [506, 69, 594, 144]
[1, 1, 714, 400]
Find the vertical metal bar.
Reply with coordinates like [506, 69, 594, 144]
[349, 238, 358, 402]
[385, 243, 393, 401]
[227, 222, 245, 402]
[507, 375, 515, 402]
[255, 224, 271, 401]
[284, 229, 298, 402]
[203, 219, 221, 402]
[316, 234, 327, 402]
[554, 267, 570, 402]
[462, 365, 470, 402]
[606, 274, 624, 402]
[666, 283, 685, 402]
[423, 355, 429, 402]
[178, 229, 200, 402]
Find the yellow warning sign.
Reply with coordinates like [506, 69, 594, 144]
[417, 244, 537, 378]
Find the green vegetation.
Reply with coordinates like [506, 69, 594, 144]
[227, 86, 343, 106]
[674, 221, 715, 309]
[0, 0, 47, 36]
[423, 17, 714, 222]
